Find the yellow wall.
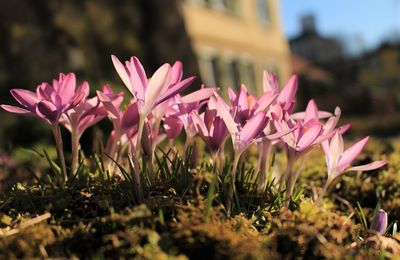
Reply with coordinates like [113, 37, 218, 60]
[181, 0, 291, 95]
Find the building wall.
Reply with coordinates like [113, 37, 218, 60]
[181, 0, 291, 95]
[358, 46, 400, 91]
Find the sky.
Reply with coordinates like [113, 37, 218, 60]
[280, 0, 400, 54]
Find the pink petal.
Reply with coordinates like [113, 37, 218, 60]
[297, 124, 322, 151]
[277, 75, 298, 104]
[111, 55, 132, 91]
[10, 89, 39, 111]
[263, 71, 279, 94]
[37, 100, 59, 123]
[142, 63, 172, 115]
[266, 125, 296, 141]
[213, 94, 238, 136]
[346, 160, 387, 172]
[154, 76, 196, 108]
[180, 87, 217, 104]
[170, 61, 183, 84]
[337, 136, 369, 173]
[128, 56, 148, 102]
[164, 115, 183, 139]
[191, 111, 209, 137]
[239, 112, 268, 145]
[121, 102, 139, 130]
[227, 87, 237, 106]
[237, 84, 249, 110]
[0, 104, 32, 115]
[327, 131, 344, 170]
[322, 107, 341, 132]
[58, 73, 76, 103]
[97, 91, 121, 120]
[304, 99, 319, 123]
[254, 93, 278, 114]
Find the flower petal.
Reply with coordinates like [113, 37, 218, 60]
[154, 76, 196, 108]
[239, 112, 268, 145]
[37, 100, 59, 123]
[0, 104, 32, 115]
[180, 87, 218, 104]
[128, 56, 148, 102]
[213, 94, 238, 136]
[337, 136, 369, 173]
[277, 75, 298, 104]
[170, 61, 183, 84]
[297, 124, 322, 151]
[121, 102, 139, 130]
[111, 55, 132, 91]
[10, 89, 39, 111]
[346, 160, 387, 172]
[263, 71, 279, 94]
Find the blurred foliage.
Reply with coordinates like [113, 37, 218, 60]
[0, 0, 200, 148]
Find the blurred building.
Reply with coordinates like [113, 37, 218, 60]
[181, 0, 291, 95]
[289, 15, 343, 65]
[358, 43, 400, 91]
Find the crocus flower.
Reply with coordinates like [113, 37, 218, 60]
[1, 73, 86, 125]
[111, 56, 196, 188]
[321, 131, 387, 191]
[227, 84, 277, 124]
[1, 73, 88, 181]
[213, 93, 268, 214]
[191, 106, 228, 156]
[111, 55, 195, 118]
[370, 209, 388, 234]
[60, 85, 109, 174]
[274, 99, 348, 204]
[97, 87, 140, 170]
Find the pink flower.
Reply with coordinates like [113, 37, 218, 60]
[227, 84, 277, 124]
[322, 131, 387, 182]
[97, 86, 139, 135]
[61, 86, 109, 139]
[111, 55, 195, 118]
[213, 93, 268, 155]
[191, 105, 228, 154]
[1, 73, 86, 124]
[165, 87, 218, 138]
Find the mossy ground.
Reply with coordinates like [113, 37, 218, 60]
[0, 138, 399, 259]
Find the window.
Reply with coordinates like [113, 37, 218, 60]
[198, 54, 220, 87]
[211, 56, 221, 87]
[246, 63, 256, 90]
[256, 0, 271, 26]
[229, 60, 241, 88]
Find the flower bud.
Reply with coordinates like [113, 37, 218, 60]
[370, 209, 388, 234]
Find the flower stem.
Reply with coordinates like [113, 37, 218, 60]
[226, 152, 241, 217]
[71, 129, 80, 175]
[285, 157, 305, 207]
[181, 134, 191, 160]
[257, 140, 272, 193]
[316, 179, 331, 204]
[135, 117, 145, 159]
[52, 124, 67, 182]
[131, 116, 145, 193]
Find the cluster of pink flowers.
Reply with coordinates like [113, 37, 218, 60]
[1, 55, 387, 207]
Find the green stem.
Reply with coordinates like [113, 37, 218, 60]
[52, 124, 67, 182]
[227, 152, 241, 217]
